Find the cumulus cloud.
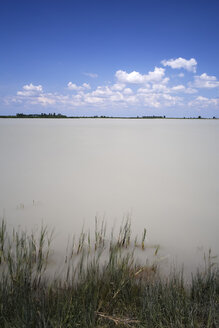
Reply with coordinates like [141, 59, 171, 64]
[191, 73, 219, 88]
[123, 88, 133, 95]
[68, 81, 181, 109]
[188, 96, 219, 107]
[137, 92, 182, 108]
[152, 83, 169, 93]
[7, 62, 219, 112]
[137, 81, 196, 95]
[137, 87, 151, 94]
[23, 83, 43, 91]
[9, 80, 184, 110]
[184, 88, 197, 94]
[161, 57, 197, 72]
[67, 82, 91, 91]
[111, 83, 126, 91]
[171, 85, 197, 94]
[84, 95, 104, 104]
[172, 85, 185, 92]
[91, 86, 113, 97]
[17, 83, 43, 96]
[15, 84, 69, 107]
[35, 95, 56, 105]
[116, 70, 145, 84]
[115, 67, 165, 84]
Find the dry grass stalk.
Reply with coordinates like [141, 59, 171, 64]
[95, 311, 140, 326]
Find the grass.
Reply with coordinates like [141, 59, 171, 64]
[0, 219, 218, 327]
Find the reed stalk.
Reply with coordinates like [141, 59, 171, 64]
[0, 218, 218, 328]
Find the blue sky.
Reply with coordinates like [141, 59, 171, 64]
[1, 0, 219, 117]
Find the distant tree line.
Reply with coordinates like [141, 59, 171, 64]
[0, 113, 217, 119]
[15, 113, 67, 118]
[141, 115, 165, 119]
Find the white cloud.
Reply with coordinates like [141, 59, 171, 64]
[123, 88, 133, 95]
[161, 57, 197, 72]
[9, 81, 183, 110]
[115, 67, 165, 84]
[17, 83, 43, 97]
[91, 86, 113, 97]
[67, 82, 91, 91]
[170, 85, 197, 94]
[137, 80, 170, 94]
[111, 83, 126, 91]
[160, 77, 170, 84]
[110, 92, 124, 102]
[17, 91, 32, 97]
[137, 87, 151, 94]
[115, 70, 145, 84]
[152, 83, 169, 93]
[84, 95, 104, 104]
[188, 96, 219, 107]
[178, 73, 184, 77]
[137, 93, 182, 108]
[145, 67, 166, 82]
[36, 95, 56, 106]
[191, 73, 219, 88]
[7, 63, 219, 112]
[184, 88, 197, 94]
[67, 83, 78, 90]
[15, 84, 71, 107]
[172, 85, 185, 92]
[82, 83, 90, 89]
[23, 83, 43, 92]
[83, 72, 98, 78]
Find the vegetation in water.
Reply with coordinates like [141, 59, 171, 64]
[0, 219, 218, 327]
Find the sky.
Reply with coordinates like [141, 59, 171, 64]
[1, 0, 219, 117]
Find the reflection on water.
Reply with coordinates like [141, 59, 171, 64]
[0, 118, 218, 275]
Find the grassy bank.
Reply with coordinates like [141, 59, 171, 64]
[0, 219, 218, 327]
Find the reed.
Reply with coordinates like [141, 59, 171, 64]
[0, 219, 218, 327]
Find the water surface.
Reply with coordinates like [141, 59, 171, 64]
[0, 118, 218, 275]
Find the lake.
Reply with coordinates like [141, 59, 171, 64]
[0, 118, 218, 276]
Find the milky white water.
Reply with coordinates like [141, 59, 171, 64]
[0, 118, 218, 275]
